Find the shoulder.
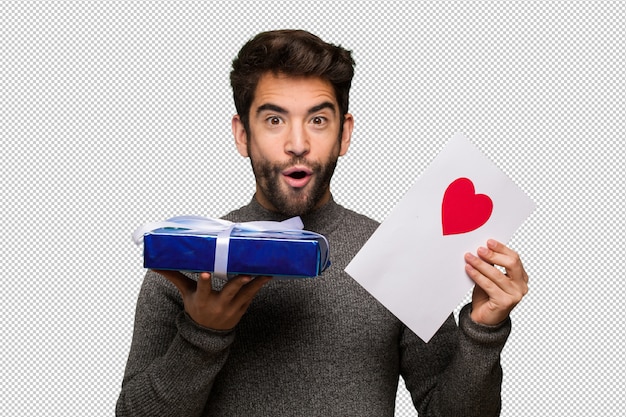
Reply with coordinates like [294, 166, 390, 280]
[340, 206, 380, 232]
[221, 206, 247, 222]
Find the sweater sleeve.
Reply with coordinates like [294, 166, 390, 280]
[116, 271, 235, 417]
[400, 303, 511, 416]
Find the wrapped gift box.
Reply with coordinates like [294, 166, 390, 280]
[134, 216, 330, 279]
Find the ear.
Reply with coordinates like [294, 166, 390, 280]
[339, 113, 354, 156]
[232, 114, 249, 157]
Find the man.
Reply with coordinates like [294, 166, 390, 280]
[117, 30, 528, 416]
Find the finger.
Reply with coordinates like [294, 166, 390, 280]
[478, 242, 526, 280]
[485, 240, 523, 267]
[464, 253, 512, 292]
[486, 239, 518, 254]
[233, 276, 272, 305]
[476, 246, 520, 271]
[218, 275, 254, 301]
[465, 262, 502, 295]
[152, 269, 195, 296]
[196, 272, 214, 298]
[466, 261, 527, 306]
[465, 253, 528, 298]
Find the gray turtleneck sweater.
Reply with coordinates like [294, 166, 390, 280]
[117, 197, 511, 416]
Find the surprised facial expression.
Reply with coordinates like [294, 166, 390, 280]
[233, 73, 353, 216]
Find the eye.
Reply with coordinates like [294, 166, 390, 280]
[266, 116, 282, 126]
[311, 116, 326, 125]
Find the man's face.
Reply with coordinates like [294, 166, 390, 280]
[233, 73, 353, 216]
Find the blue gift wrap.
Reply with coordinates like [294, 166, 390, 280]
[134, 216, 330, 279]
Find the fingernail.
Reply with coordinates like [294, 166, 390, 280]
[478, 247, 488, 255]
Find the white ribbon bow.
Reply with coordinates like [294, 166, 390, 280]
[132, 216, 305, 279]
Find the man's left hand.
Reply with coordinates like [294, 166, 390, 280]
[464, 239, 529, 326]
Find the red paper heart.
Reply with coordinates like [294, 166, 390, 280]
[442, 177, 493, 235]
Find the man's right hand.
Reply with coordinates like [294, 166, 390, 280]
[153, 270, 272, 330]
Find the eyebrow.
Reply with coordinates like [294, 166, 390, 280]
[308, 101, 337, 115]
[256, 103, 288, 115]
[255, 101, 337, 116]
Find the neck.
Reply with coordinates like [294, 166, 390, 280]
[253, 187, 333, 218]
[245, 194, 342, 235]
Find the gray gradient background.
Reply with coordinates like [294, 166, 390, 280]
[3, 1, 624, 415]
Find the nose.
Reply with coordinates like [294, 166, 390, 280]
[285, 125, 310, 157]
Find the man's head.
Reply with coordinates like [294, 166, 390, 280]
[230, 29, 355, 136]
[230, 30, 356, 217]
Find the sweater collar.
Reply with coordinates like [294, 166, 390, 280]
[233, 194, 344, 236]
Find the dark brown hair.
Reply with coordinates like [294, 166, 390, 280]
[230, 30, 355, 132]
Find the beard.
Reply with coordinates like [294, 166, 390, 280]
[249, 154, 338, 217]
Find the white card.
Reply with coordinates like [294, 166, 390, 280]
[345, 133, 536, 342]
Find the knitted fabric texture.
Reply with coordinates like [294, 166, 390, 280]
[117, 197, 511, 416]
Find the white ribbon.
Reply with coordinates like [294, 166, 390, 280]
[132, 215, 305, 279]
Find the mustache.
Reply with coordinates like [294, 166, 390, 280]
[272, 157, 321, 172]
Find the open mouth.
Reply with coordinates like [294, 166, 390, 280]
[287, 171, 308, 180]
[282, 166, 313, 188]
